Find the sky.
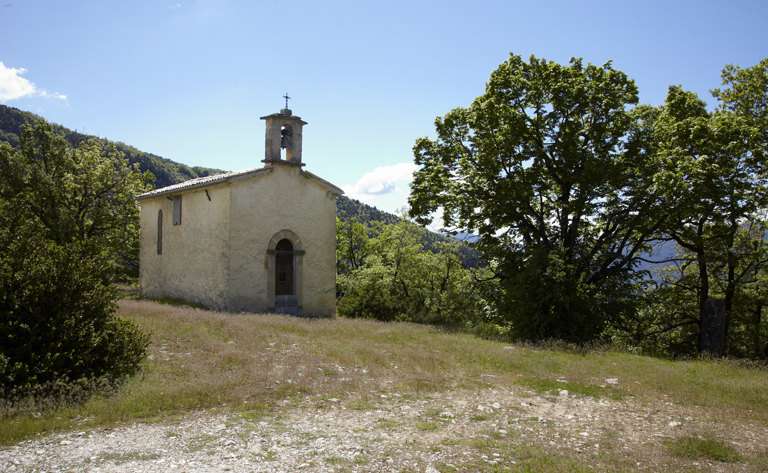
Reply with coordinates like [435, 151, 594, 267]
[1, 0, 766, 217]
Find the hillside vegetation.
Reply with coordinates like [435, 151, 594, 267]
[0, 105, 226, 189]
[337, 196, 482, 268]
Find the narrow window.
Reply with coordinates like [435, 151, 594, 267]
[157, 209, 163, 255]
[173, 196, 182, 225]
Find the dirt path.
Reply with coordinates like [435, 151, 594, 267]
[2, 386, 766, 472]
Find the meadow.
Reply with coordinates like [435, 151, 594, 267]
[1, 298, 767, 472]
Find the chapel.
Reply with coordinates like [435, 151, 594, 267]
[136, 106, 343, 317]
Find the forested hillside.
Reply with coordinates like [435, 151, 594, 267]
[0, 105, 226, 189]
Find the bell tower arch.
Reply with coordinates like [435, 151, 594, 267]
[261, 99, 308, 166]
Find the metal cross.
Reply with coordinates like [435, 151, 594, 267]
[283, 93, 291, 109]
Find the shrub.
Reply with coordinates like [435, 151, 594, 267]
[0, 205, 149, 398]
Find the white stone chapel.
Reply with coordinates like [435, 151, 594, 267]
[136, 107, 342, 317]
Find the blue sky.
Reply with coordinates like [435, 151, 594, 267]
[1, 0, 766, 215]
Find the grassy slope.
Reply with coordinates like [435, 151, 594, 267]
[2, 300, 767, 471]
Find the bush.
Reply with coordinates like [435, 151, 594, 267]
[336, 219, 486, 326]
[0, 204, 149, 397]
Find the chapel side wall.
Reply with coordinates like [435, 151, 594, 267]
[139, 198, 165, 298]
[228, 164, 337, 317]
[139, 186, 231, 310]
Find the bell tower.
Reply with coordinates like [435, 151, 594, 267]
[261, 95, 307, 166]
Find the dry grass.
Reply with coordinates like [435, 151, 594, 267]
[2, 299, 767, 471]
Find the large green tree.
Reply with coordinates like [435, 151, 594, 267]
[409, 54, 666, 342]
[0, 120, 152, 395]
[639, 60, 768, 355]
[0, 120, 154, 278]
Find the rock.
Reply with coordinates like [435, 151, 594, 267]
[439, 412, 454, 419]
[560, 390, 569, 396]
[605, 378, 619, 384]
[669, 421, 681, 427]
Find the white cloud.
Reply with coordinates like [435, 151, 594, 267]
[0, 63, 35, 102]
[342, 162, 418, 202]
[0, 62, 66, 103]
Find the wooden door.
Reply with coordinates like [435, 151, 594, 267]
[275, 239, 294, 296]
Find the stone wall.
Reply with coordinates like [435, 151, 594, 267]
[227, 163, 337, 317]
[139, 162, 338, 318]
[139, 184, 231, 310]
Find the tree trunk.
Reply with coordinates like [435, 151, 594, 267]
[697, 249, 711, 353]
[701, 298, 726, 356]
[754, 301, 764, 359]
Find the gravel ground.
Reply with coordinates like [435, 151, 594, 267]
[3, 385, 767, 472]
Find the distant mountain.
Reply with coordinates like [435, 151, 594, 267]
[0, 105, 226, 189]
[0, 104, 482, 267]
[444, 231, 480, 244]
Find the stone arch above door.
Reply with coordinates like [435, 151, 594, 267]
[267, 229, 305, 253]
[266, 229, 305, 316]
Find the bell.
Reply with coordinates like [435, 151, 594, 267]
[280, 128, 292, 148]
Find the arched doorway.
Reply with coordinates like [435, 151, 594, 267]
[267, 230, 304, 316]
[275, 238, 294, 296]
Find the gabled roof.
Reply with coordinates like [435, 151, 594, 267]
[136, 164, 344, 201]
[301, 169, 345, 195]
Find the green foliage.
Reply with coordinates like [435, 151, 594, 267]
[337, 195, 481, 268]
[0, 104, 226, 189]
[408, 53, 768, 355]
[0, 120, 150, 397]
[0, 201, 149, 395]
[625, 60, 768, 356]
[336, 195, 401, 227]
[630, 222, 768, 358]
[0, 120, 155, 278]
[336, 218, 485, 326]
[409, 54, 659, 342]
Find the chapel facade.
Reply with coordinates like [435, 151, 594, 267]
[136, 107, 342, 317]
